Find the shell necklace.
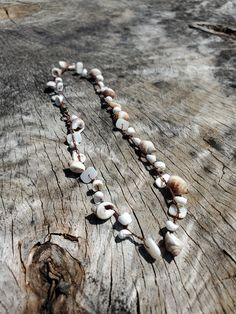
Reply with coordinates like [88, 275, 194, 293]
[45, 60, 190, 260]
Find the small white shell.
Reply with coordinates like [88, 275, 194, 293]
[165, 232, 183, 257]
[90, 68, 101, 78]
[118, 229, 132, 240]
[80, 167, 97, 183]
[132, 137, 141, 146]
[167, 175, 188, 195]
[105, 96, 112, 103]
[144, 237, 161, 259]
[53, 94, 64, 106]
[76, 62, 83, 74]
[81, 68, 88, 78]
[116, 118, 129, 130]
[98, 81, 104, 89]
[113, 107, 121, 114]
[146, 154, 156, 164]
[168, 204, 187, 219]
[72, 118, 85, 131]
[95, 202, 116, 220]
[92, 179, 103, 191]
[166, 220, 179, 232]
[52, 67, 62, 77]
[118, 212, 132, 226]
[93, 191, 104, 204]
[96, 74, 104, 82]
[59, 61, 68, 69]
[154, 161, 166, 172]
[139, 140, 156, 154]
[174, 196, 187, 206]
[46, 81, 56, 89]
[69, 160, 85, 174]
[68, 63, 76, 70]
[56, 81, 64, 92]
[155, 174, 170, 188]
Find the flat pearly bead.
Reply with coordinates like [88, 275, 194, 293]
[76, 62, 83, 74]
[89, 68, 101, 78]
[168, 204, 187, 219]
[125, 127, 135, 137]
[144, 238, 161, 259]
[146, 154, 156, 164]
[132, 137, 141, 146]
[174, 196, 187, 206]
[80, 167, 97, 183]
[93, 191, 104, 204]
[165, 232, 183, 257]
[59, 61, 68, 69]
[92, 179, 103, 191]
[67, 132, 82, 145]
[154, 161, 166, 172]
[167, 175, 188, 195]
[72, 118, 85, 131]
[118, 212, 132, 226]
[102, 88, 116, 98]
[52, 67, 62, 77]
[46, 81, 56, 89]
[139, 140, 156, 154]
[95, 202, 116, 220]
[166, 220, 179, 232]
[69, 160, 85, 174]
[155, 174, 170, 188]
[116, 118, 129, 130]
[118, 229, 132, 240]
[113, 107, 122, 114]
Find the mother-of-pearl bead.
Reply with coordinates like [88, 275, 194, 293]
[146, 154, 156, 164]
[139, 140, 156, 154]
[168, 204, 187, 219]
[174, 196, 187, 206]
[80, 167, 97, 183]
[52, 67, 62, 77]
[166, 220, 179, 232]
[155, 174, 170, 188]
[118, 229, 132, 240]
[92, 179, 103, 191]
[165, 232, 183, 257]
[144, 238, 161, 259]
[118, 212, 132, 226]
[167, 175, 188, 195]
[132, 137, 141, 146]
[59, 60, 68, 69]
[93, 191, 104, 204]
[76, 62, 83, 74]
[95, 202, 116, 220]
[69, 160, 85, 173]
[116, 118, 129, 130]
[154, 161, 166, 172]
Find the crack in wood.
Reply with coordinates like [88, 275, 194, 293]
[189, 22, 236, 40]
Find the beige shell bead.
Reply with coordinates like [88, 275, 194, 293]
[167, 175, 188, 195]
[139, 140, 156, 154]
[69, 160, 85, 174]
[154, 161, 166, 172]
[132, 137, 141, 146]
[146, 154, 156, 164]
[114, 111, 129, 121]
[109, 102, 121, 109]
[59, 61, 68, 69]
[89, 68, 102, 78]
[165, 232, 183, 257]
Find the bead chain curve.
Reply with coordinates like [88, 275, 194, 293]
[45, 60, 190, 260]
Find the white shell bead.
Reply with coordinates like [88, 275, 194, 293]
[96, 74, 104, 82]
[118, 229, 132, 240]
[113, 107, 121, 114]
[95, 202, 115, 220]
[93, 191, 104, 204]
[56, 81, 63, 92]
[155, 174, 170, 188]
[118, 212, 132, 226]
[174, 196, 188, 206]
[76, 62, 83, 74]
[59, 61, 68, 69]
[105, 96, 112, 103]
[67, 132, 82, 145]
[154, 161, 166, 172]
[139, 140, 156, 154]
[55, 77, 63, 83]
[125, 127, 135, 136]
[46, 81, 56, 89]
[168, 204, 187, 219]
[92, 179, 103, 191]
[146, 154, 156, 164]
[116, 118, 129, 130]
[90, 68, 101, 78]
[132, 137, 141, 146]
[166, 220, 179, 232]
[165, 232, 183, 257]
[81, 68, 88, 77]
[80, 167, 97, 183]
[144, 238, 161, 259]
[69, 160, 85, 174]
[98, 81, 104, 89]
[72, 118, 85, 131]
[52, 67, 62, 77]
[53, 95, 64, 106]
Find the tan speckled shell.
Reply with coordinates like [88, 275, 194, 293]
[166, 175, 188, 195]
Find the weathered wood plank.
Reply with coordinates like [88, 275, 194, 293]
[0, 0, 235, 313]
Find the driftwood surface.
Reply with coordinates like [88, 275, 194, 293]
[0, 0, 236, 313]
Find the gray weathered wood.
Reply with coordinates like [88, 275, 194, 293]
[0, 0, 235, 313]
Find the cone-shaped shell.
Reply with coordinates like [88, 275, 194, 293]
[144, 238, 161, 259]
[165, 232, 183, 257]
[167, 175, 188, 195]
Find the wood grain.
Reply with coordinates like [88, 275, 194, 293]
[0, 0, 235, 313]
